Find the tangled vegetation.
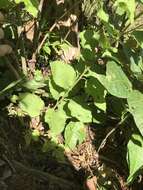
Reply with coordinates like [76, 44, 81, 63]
[1, 0, 143, 190]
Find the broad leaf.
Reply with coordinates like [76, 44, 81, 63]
[97, 7, 109, 23]
[127, 90, 143, 136]
[114, 0, 136, 23]
[23, 79, 46, 91]
[79, 29, 100, 49]
[45, 108, 67, 135]
[90, 61, 132, 98]
[127, 133, 143, 183]
[50, 61, 76, 90]
[48, 78, 65, 100]
[64, 122, 86, 150]
[85, 77, 106, 111]
[19, 93, 44, 117]
[68, 99, 92, 123]
[23, 70, 47, 91]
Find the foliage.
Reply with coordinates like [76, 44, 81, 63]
[1, 0, 143, 188]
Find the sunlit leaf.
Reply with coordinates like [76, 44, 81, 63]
[90, 61, 132, 98]
[48, 78, 65, 100]
[50, 61, 76, 90]
[19, 93, 44, 117]
[97, 7, 109, 22]
[127, 133, 143, 183]
[85, 77, 106, 111]
[68, 99, 92, 123]
[64, 122, 86, 150]
[45, 108, 67, 135]
[79, 30, 100, 48]
[127, 90, 143, 136]
[114, 0, 136, 23]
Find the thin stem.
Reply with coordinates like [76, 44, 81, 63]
[97, 114, 129, 153]
[32, 0, 45, 60]
[36, 0, 82, 54]
[16, 7, 27, 75]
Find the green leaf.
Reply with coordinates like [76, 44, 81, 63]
[114, 0, 135, 23]
[48, 78, 65, 100]
[23, 79, 46, 91]
[130, 56, 142, 75]
[68, 99, 92, 123]
[23, 70, 46, 91]
[19, 93, 44, 117]
[43, 43, 51, 55]
[90, 61, 132, 98]
[99, 32, 110, 50]
[64, 122, 86, 150]
[97, 7, 109, 23]
[85, 77, 106, 111]
[50, 61, 76, 90]
[127, 133, 143, 183]
[15, 0, 39, 17]
[127, 90, 143, 136]
[79, 30, 100, 49]
[45, 108, 67, 135]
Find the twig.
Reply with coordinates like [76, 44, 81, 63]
[16, 7, 27, 75]
[32, 0, 45, 60]
[38, 0, 44, 13]
[36, 0, 82, 54]
[97, 127, 117, 153]
[97, 114, 129, 153]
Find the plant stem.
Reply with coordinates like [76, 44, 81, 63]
[97, 114, 129, 153]
[16, 7, 27, 75]
[36, 0, 82, 54]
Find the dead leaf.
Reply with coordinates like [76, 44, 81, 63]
[61, 46, 80, 62]
[23, 20, 35, 41]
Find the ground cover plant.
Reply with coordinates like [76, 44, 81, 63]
[1, 0, 143, 190]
